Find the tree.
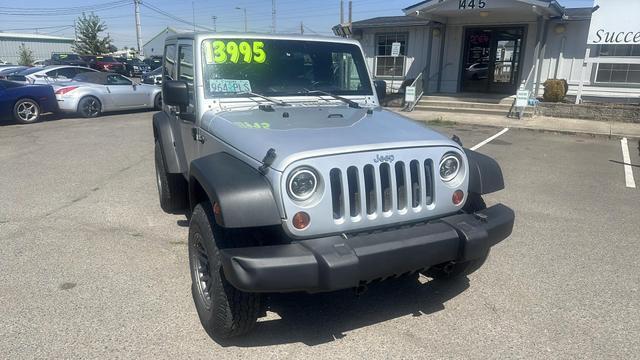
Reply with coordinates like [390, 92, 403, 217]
[17, 44, 34, 66]
[73, 12, 113, 55]
[108, 44, 118, 53]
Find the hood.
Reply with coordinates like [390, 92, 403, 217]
[201, 105, 457, 171]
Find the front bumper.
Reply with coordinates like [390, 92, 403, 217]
[220, 204, 514, 293]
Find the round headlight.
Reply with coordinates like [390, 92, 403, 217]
[287, 168, 318, 201]
[439, 153, 461, 182]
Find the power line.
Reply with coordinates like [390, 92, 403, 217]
[139, 1, 212, 31]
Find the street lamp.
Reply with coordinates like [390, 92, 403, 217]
[235, 7, 248, 32]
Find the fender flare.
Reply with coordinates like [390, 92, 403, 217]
[189, 152, 282, 228]
[152, 112, 185, 174]
[464, 149, 505, 195]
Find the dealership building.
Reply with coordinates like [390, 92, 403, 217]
[0, 32, 74, 64]
[346, 0, 640, 101]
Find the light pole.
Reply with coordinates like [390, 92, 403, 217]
[211, 16, 217, 32]
[235, 7, 247, 32]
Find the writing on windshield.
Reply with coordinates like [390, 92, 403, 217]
[201, 39, 372, 98]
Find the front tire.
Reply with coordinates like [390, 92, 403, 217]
[13, 98, 41, 124]
[154, 140, 187, 214]
[189, 203, 261, 339]
[77, 96, 101, 118]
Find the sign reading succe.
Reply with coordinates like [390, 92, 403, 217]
[588, 0, 640, 45]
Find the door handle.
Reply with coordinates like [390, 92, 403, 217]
[191, 127, 204, 143]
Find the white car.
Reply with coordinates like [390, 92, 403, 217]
[7, 65, 97, 84]
[54, 71, 162, 118]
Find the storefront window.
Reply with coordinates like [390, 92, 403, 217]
[596, 45, 640, 84]
[374, 33, 407, 77]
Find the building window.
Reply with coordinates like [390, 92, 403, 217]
[374, 33, 408, 77]
[595, 45, 640, 84]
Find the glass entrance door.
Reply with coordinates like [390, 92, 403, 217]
[461, 27, 524, 94]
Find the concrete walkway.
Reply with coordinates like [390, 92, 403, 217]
[395, 109, 640, 139]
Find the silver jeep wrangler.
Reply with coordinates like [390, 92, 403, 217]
[153, 33, 514, 339]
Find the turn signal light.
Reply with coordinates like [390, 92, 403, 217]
[452, 190, 464, 205]
[292, 212, 310, 230]
[55, 86, 78, 95]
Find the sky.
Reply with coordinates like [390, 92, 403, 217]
[0, 0, 595, 49]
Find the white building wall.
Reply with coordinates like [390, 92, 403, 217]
[355, 26, 430, 92]
[143, 28, 178, 57]
[0, 38, 73, 64]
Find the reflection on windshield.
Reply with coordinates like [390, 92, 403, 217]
[201, 39, 372, 98]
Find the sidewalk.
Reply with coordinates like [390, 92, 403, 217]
[394, 109, 640, 139]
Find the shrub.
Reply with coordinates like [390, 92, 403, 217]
[543, 79, 567, 102]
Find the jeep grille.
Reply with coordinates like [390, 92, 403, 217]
[329, 160, 434, 221]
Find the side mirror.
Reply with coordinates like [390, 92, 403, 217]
[162, 80, 189, 111]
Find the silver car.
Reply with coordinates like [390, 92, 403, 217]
[54, 71, 162, 117]
[7, 65, 97, 85]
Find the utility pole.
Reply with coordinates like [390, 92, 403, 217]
[348, 0, 352, 24]
[300, 21, 304, 35]
[211, 16, 217, 32]
[340, 0, 344, 24]
[235, 7, 247, 32]
[192, 1, 196, 32]
[271, 0, 276, 33]
[134, 0, 143, 56]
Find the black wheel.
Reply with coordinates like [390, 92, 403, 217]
[154, 93, 162, 110]
[77, 96, 101, 118]
[154, 140, 188, 214]
[13, 98, 41, 124]
[189, 202, 261, 339]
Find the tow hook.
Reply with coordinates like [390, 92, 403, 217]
[354, 284, 368, 296]
[442, 261, 456, 274]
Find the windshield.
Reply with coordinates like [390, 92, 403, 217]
[97, 56, 117, 62]
[52, 54, 80, 61]
[17, 67, 43, 75]
[201, 39, 372, 98]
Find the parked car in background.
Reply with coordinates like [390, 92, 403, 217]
[0, 80, 58, 124]
[49, 53, 88, 67]
[143, 56, 162, 70]
[0, 66, 29, 80]
[7, 65, 97, 85]
[141, 66, 162, 86]
[115, 57, 150, 77]
[83, 55, 126, 74]
[54, 71, 162, 118]
[32, 59, 47, 67]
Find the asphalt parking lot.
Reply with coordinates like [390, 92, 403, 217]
[1, 112, 639, 358]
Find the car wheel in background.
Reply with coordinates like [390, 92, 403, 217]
[77, 96, 101, 118]
[13, 98, 41, 124]
[154, 93, 162, 110]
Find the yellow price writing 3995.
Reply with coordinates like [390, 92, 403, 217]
[205, 40, 266, 64]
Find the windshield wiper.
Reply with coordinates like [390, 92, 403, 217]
[238, 92, 289, 107]
[300, 89, 361, 109]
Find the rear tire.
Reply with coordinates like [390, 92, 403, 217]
[77, 96, 101, 118]
[13, 98, 41, 124]
[154, 140, 187, 214]
[189, 202, 261, 339]
[154, 93, 162, 110]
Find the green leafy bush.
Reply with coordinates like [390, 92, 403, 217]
[543, 79, 567, 102]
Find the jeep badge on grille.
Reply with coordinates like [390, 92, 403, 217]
[374, 154, 395, 163]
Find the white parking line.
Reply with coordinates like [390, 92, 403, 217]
[470, 128, 510, 151]
[620, 138, 636, 189]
